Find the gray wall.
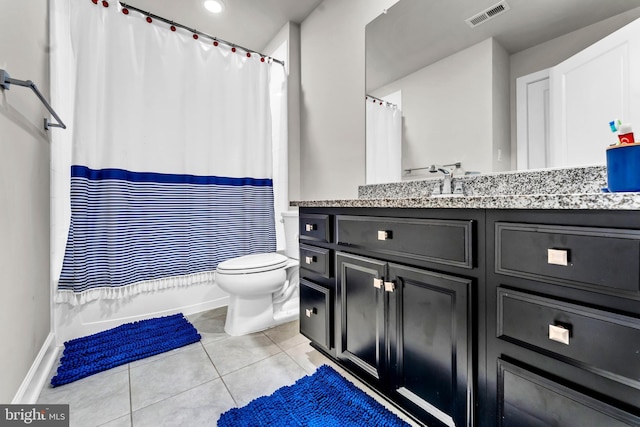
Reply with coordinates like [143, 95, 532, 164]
[371, 39, 502, 177]
[300, 0, 398, 200]
[0, 0, 51, 402]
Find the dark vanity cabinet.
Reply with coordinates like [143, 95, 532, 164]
[299, 208, 485, 427]
[299, 206, 640, 426]
[485, 210, 640, 427]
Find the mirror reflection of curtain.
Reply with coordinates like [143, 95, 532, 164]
[365, 96, 402, 184]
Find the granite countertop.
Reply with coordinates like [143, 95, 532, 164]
[291, 192, 640, 210]
[291, 166, 640, 210]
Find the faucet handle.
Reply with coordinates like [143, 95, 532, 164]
[442, 175, 452, 195]
[453, 181, 464, 195]
[432, 181, 442, 195]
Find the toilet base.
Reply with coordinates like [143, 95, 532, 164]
[223, 294, 300, 336]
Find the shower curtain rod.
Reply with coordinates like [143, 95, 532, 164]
[0, 69, 67, 130]
[366, 94, 397, 108]
[118, 2, 285, 67]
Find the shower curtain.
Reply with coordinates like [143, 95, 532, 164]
[365, 96, 402, 185]
[51, 0, 278, 305]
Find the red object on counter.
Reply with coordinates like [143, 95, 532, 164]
[618, 132, 635, 144]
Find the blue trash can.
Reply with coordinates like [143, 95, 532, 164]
[606, 142, 640, 192]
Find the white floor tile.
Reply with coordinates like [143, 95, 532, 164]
[202, 333, 281, 376]
[97, 414, 131, 427]
[130, 344, 218, 411]
[38, 368, 130, 427]
[132, 379, 235, 427]
[189, 312, 228, 344]
[263, 320, 308, 351]
[221, 352, 307, 407]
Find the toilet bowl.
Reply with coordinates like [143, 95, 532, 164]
[215, 211, 299, 336]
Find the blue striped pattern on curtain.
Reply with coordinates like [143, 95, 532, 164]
[58, 166, 276, 294]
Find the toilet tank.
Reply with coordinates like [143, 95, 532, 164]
[281, 210, 299, 260]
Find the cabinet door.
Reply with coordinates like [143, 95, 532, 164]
[299, 279, 332, 351]
[337, 252, 387, 380]
[388, 263, 472, 427]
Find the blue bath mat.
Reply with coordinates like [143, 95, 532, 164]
[217, 365, 411, 427]
[51, 313, 200, 387]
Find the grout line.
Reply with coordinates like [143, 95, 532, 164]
[128, 364, 134, 426]
[218, 375, 239, 407]
[200, 341, 223, 379]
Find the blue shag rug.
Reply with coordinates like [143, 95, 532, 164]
[217, 365, 411, 427]
[51, 313, 200, 387]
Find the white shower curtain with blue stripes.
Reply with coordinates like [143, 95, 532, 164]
[53, 0, 276, 304]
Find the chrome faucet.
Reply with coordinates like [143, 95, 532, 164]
[429, 165, 452, 195]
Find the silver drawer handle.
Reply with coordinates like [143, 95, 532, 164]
[547, 248, 569, 266]
[305, 223, 316, 232]
[305, 256, 316, 264]
[549, 324, 570, 345]
[384, 281, 396, 292]
[378, 230, 392, 240]
[373, 278, 383, 289]
[305, 308, 317, 317]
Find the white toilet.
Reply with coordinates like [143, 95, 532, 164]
[215, 210, 300, 336]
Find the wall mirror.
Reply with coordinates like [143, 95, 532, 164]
[365, 0, 640, 183]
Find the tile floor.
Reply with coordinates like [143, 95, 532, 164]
[38, 307, 420, 426]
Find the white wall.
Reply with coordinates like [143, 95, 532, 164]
[0, 0, 52, 403]
[491, 38, 510, 172]
[300, 0, 398, 200]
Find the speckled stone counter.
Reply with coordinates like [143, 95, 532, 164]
[358, 166, 608, 199]
[291, 192, 640, 210]
[291, 166, 640, 210]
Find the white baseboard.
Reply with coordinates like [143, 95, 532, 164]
[12, 332, 60, 404]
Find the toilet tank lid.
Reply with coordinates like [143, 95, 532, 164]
[217, 253, 288, 274]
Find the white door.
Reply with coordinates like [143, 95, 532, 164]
[516, 69, 550, 170]
[549, 17, 640, 168]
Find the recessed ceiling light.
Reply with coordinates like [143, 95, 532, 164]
[203, 0, 225, 14]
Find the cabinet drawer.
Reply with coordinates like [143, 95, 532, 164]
[496, 222, 640, 295]
[299, 213, 331, 243]
[300, 279, 331, 350]
[498, 359, 639, 427]
[299, 244, 331, 278]
[497, 288, 640, 389]
[336, 215, 473, 268]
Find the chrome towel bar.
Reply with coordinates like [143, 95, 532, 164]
[0, 69, 66, 131]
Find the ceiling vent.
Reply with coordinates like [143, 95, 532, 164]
[465, 1, 511, 28]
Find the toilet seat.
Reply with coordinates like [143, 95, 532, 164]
[216, 253, 288, 275]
